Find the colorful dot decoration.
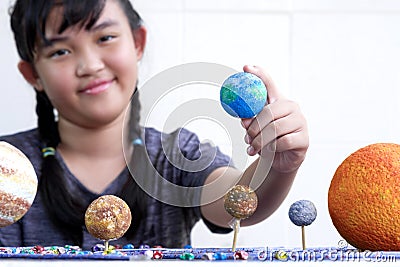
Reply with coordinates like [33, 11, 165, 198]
[1, 244, 399, 262]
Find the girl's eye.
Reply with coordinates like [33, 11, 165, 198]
[50, 49, 70, 58]
[98, 35, 115, 43]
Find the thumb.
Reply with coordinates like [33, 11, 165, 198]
[243, 65, 282, 103]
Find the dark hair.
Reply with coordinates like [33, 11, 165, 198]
[10, 0, 147, 245]
[10, 0, 142, 63]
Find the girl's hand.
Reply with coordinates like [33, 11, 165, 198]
[241, 65, 309, 173]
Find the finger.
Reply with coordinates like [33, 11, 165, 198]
[273, 130, 309, 153]
[241, 107, 269, 143]
[246, 99, 297, 140]
[247, 122, 276, 156]
[243, 65, 283, 103]
[245, 106, 273, 139]
[241, 117, 253, 130]
[242, 104, 274, 145]
[249, 112, 304, 155]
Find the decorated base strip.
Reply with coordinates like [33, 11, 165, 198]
[0, 246, 399, 262]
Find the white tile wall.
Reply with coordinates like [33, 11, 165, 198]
[138, 10, 185, 83]
[291, 13, 400, 145]
[184, 0, 292, 12]
[293, 0, 400, 12]
[1, 0, 400, 249]
[0, 1, 36, 136]
[133, 0, 184, 12]
[182, 12, 290, 92]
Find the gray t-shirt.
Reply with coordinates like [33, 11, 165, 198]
[0, 127, 232, 250]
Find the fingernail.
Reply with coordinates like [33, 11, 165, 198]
[247, 146, 255, 155]
[267, 142, 276, 152]
[244, 134, 250, 144]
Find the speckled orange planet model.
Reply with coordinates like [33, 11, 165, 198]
[224, 185, 258, 219]
[328, 143, 400, 251]
[0, 142, 37, 227]
[85, 195, 132, 241]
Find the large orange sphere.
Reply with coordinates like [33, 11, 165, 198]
[328, 143, 400, 251]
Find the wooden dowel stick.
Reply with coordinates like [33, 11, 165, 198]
[232, 219, 240, 251]
[104, 240, 109, 252]
[301, 225, 306, 250]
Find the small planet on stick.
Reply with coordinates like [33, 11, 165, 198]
[288, 199, 317, 250]
[224, 184, 258, 219]
[85, 195, 131, 250]
[224, 185, 258, 251]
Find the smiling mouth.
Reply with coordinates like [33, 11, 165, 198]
[80, 80, 114, 95]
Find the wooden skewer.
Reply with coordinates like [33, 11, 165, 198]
[104, 240, 109, 252]
[301, 225, 306, 250]
[232, 219, 240, 251]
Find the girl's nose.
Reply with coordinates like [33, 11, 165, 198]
[76, 50, 105, 77]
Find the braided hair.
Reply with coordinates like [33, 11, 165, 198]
[10, 0, 147, 246]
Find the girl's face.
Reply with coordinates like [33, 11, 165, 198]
[21, 0, 146, 129]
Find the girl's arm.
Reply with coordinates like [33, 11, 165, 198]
[201, 65, 309, 228]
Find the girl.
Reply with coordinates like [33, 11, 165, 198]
[0, 0, 308, 250]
